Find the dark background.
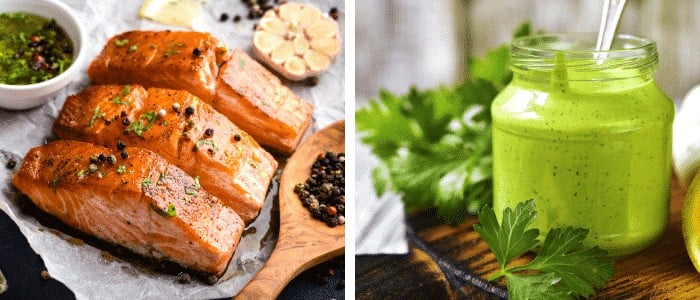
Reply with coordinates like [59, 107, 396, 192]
[0, 210, 344, 300]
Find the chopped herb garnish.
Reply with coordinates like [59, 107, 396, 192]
[116, 165, 126, 174]
[193, 176, 201, 189]
[50, 177, 58, 194]
[114, 39, 129, 47]
[184, 196, 191, 203]
[150, 203, 177, 217]
[128, 45, 138, 52]
[77, 169, 86, 177]
[195, 139, 218, 151]
[187, 120, 195, 128]
[143, 111, 157, 122]
[162, 121, 168, 126]
[272, 87, 281, 103]
[185, 188, 197, 196]
[126, 120, 146, 136]
[164, 42, 185, 58]
[85, 106, 105, 127]
[122, 85, 131, 96]
[111, 96, 129, 106]
[141, 178, 152, 188]
[239, 59, 246, 70]
[126, 111, 157, 137]
[150, 44, 156, 49]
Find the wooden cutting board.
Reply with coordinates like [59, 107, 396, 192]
[356, 177, 700, 299]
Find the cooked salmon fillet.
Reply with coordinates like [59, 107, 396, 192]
[12, 140, 244, 276]
[215, 49, 314, 153]
[87, 30, 314, 154]
[53, 85, 277, 223]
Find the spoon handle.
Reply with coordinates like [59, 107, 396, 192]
[596, 0, 628, 52]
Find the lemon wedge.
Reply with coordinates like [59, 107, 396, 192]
[683, 171, 700, 272]
[139, 0, 204, 28]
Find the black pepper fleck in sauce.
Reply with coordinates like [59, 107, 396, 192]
[0, 13, 75, 85]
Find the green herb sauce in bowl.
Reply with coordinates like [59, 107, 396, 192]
[0, 12, 74, 85]
[0, 0, 87, 110]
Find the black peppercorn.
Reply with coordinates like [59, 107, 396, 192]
[89, 154, 99, 163]
[107, 155, 117, 164]
[5, 158, 16, 169]
[178, 272, 191, 284]
[205, 128, 214, 136]
[219, 13, 229, 22]
[294, 151, 345, 227]
[205, 274, 218, 285]
[233, 15, 241, 22]
[192, 47, 201, 56]
[185, 106, 195, 116]
[233, 134, 241, 141]
[306, 76, 319, 86]
[329, 7, 338, 20]
[98, 153, 107, 162]
[120, 151, 129, 159]
[116, 140, 126, 150]
[122, 118, 131, 126]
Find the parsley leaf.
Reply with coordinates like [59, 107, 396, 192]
[505, 273, 571, 300]
[357, 71, 497, 222]
[356, 21, 531, 223]
[474, 200, 615, 299]
[473, 200, 539, 268]
[511, 227, 614, 298]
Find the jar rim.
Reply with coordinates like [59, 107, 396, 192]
[510, 33, 658, 78]
[512, 32, 655, 55]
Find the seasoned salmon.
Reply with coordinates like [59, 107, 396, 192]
[12, 140, 244, 276]
[87, 30, 314, 154]
[53, 85, 277, 223]
[214, 49, 314, 153]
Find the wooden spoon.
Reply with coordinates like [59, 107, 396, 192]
[237, 120, 345, 299]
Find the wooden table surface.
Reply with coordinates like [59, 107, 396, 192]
[356, 178, 700, 299]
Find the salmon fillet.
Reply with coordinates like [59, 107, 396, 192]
[53, 85, 277, 223]
[214, 49, 314, 153]
[87, 30, 314, 154]
[12, 140, 244, 276]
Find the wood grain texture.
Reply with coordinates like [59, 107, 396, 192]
[237, 120, 345, 299]
[356, 177, 700, 299]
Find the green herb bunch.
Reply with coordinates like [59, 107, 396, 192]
[356, 22, 531, 223]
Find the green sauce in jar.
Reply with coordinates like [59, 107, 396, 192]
[491, 34, 674, 256]
[0, 12, 74, 85]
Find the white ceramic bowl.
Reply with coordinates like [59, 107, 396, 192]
[0, 0, 87, 110]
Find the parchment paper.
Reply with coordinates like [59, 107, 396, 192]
[0, 0, 345, 299]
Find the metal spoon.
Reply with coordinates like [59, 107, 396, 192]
[595, 0, 628, 53]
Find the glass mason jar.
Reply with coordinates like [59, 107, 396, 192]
[491, 33, 674, 256]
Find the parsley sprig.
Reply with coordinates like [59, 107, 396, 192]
[357, 22, 531, 223]
[474, 200, 615, 299]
